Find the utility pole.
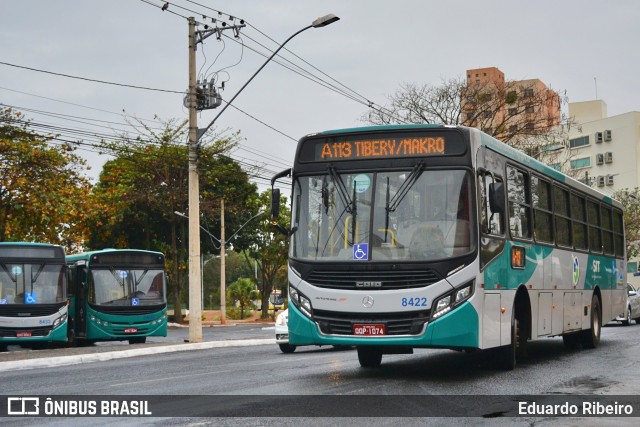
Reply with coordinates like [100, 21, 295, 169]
[220, 199, 226, 325]
[187, 17, 203, 342]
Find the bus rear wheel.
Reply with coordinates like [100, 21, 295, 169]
[581, 294, 601, 349]
[357, 347, 382, 368]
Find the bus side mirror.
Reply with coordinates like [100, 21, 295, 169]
[489, 182, 505, 214]
[270, 188, 281, 221]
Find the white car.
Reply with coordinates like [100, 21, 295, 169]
[615, 283, 640, 325]
[275, 309, 296, 353]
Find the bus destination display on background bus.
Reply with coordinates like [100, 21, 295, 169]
[299, 131, 466, 162]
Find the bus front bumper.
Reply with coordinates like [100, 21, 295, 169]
[287, 302, 479, 349]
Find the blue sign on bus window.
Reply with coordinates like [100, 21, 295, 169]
[25, 292, 37, 304]
[353, 244, 368, 261]
[131, 298, 139, 306]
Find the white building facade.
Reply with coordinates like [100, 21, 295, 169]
[561, 100, 640, 194]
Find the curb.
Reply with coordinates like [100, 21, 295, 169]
[0, 339, 276, 373]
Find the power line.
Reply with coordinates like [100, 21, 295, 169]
[0, 61, 185, 94]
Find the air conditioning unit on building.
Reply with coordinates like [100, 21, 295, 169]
[604, 130, 612, 142]
[595, 132, 604, 143]
[605, 152, 613, 163]
[597, 176, 605, 187]
[606, 175, 614, 186]
[596, 153, 604, 165]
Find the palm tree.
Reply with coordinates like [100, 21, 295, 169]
[227, 278, 259, 319]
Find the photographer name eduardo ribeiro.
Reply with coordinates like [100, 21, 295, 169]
[6, 397, 152, 416]
[519, 400, 634, 416]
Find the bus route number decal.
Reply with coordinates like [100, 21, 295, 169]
[401, 297, 428, 307]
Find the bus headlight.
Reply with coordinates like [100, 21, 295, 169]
[289, 285, 299, 305]
[289, 284, 312, 318]
[455, 284, 472, 303]
[432, 281, 474, 320]
[432, 296, 452, 319]
[299, 295, 313, 317]
[53, 314, 67, 328]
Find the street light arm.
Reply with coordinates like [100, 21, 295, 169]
[197, 25, 313, 141]
[225, 211, 265, 243]
[174, 211, 221, 245]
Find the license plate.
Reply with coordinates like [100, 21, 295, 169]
[353, 324, 386, 336]
[17, 331, 32, 337]
[124, 328, 138, 334]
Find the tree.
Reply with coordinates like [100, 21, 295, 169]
[613, 188, 640, 260]
[227, 277, 259, 319]
[362, 76, 571, 157]
[0, 107, 91, 250]
[86, 117, 257, 323]
[236, 189, 290, 319]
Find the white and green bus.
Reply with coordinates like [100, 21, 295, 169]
[0, 242, 68, 350]
[270, 124, 627, 369]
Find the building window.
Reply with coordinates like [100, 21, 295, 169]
[569, 136, 590, 149]
[523, 88, 534, 97]
[525, 105, 534, 114]
[524, 122, 534, 131]
[508, 108, 517, 116]
[570, 157, 591, 169]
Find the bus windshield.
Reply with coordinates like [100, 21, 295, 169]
[0, 263, 65, 304]
[90, 268, 165, 306]
[291, 168, 474, 262]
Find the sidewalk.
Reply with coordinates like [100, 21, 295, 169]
[172, 309, 276, 327]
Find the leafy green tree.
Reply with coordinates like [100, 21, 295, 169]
[227, 277, 259, 319]
[86, 117, 257, 323]
[613, 188, 640, 260]
[0, 107, 91, 249]
[235, 189, 290, 318]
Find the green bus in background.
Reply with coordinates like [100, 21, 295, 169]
[66, 249, 168, 345]
[0, 242, 69, 350]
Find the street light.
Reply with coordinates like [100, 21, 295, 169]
[186, 12, 339, 342]
[196, 13, 340, 140]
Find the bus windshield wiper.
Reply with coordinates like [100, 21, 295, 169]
[386, 161, 424, 213]
[328, 167, 354, 214]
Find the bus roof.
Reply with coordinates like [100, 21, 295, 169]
[66, 248, 165, 263]
[314, 123, 445, 137]
[0, 242, 65, 260]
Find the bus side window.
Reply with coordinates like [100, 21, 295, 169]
[479, 172, 504, 236]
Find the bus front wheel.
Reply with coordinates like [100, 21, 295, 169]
[581, 294, 601, 349]
[357, 347, 382, 368]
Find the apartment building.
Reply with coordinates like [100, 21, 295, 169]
[558, 100, 640, 193]
[463, 67, 561, 141]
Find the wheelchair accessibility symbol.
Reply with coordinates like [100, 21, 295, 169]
[25, 292, 37, 304]
[131, 298, 139, 306]
[353, 243, 368, 261]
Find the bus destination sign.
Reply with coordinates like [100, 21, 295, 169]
[300, 132, 465, 162]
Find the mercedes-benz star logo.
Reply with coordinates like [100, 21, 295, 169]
[362, 295, 374, 308]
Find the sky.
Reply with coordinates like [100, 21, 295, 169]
[1, 0, 638, 192]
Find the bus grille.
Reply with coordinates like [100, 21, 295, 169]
[306, 269, 441, 290]
[312, 309, 430, 336]
[0, 303, 65, 317]
[0, 326, 53, 337]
